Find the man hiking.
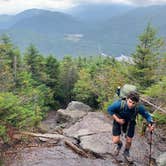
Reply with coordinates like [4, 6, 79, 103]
[107, 91, 154, 162]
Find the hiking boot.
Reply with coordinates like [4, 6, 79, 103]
[123, 149, 133, 163]
[114, 142, 123, 156]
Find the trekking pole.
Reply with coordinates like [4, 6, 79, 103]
[148, 121, 154, 166]
[149, 130, 152, 166]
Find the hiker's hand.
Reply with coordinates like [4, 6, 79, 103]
[148, 123, 154, 132]
[112, 114, 125, 125]
[116, 118, 125, 125]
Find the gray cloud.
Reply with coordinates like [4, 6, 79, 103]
[128, 0, 166, 6]
[71, 0, 166, 6]
[0, 0, 166, 15]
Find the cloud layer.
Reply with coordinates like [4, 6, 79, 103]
[0, 0, 166, 14]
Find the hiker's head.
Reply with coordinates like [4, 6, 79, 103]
[126, 91, 139, 109]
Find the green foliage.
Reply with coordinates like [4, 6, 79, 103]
[16, 71, 52, 114]
[145, 76, 166, 103]
[0, 92, 43, 142]
[130, 23, 164, 90]
[0, 92, 42, 128]
[0, 125, 6, 137]
[0, 26, 166, 142]
[23, 46, 60, 108]
[73, 68, 95, 106]
[0, 64, 15, 92]
[153, 112, 166, 125]
[0, 34, 21, 92]
[44, 55, 61, 108]
[59, 56, 78, 105]
[23, 44, 46, 85]
[144, 76, 166, 125]
[73, 56, 127, 108]
[45, 55, 59, 87]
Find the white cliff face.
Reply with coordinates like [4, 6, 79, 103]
[115, 54, 133, 63]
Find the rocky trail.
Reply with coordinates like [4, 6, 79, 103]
[1, 101, 166, 166]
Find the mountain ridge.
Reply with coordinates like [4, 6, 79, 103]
[0, 5, 165, 58]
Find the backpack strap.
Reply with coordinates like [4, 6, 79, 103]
[119, 99, 139, 121]
[131, 104, 139, 121]
[120, 99, 126, 113]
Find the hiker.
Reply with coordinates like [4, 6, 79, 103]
[107, 91, 154, 162]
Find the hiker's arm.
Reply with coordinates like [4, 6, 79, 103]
[138, 105, 153, 124]
[148, 123, 154, 132]
[107, 101, 125, 125]
[139, 106, 154, 131]
[112, 114, 125, 125]
[107, 101, 120, 116]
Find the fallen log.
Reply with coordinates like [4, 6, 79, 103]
[20, 131, 65, 140]
[140, 97, 166, 114]
[64, 140, 90, 158]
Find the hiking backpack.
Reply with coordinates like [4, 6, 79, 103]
[117, 84, 139, 121]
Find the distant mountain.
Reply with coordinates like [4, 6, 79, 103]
[0, 5, 166, 58]
[10, 10, 83, 34]
[0, 9, 48, 29]
[93, 5, 166, 55]
[68, 3, 134, 23]
[0, 9, 92, 58]
[0, 15, 13, 29]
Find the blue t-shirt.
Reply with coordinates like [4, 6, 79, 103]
[107, 100, 152, 123]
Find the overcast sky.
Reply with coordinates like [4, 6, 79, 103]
[1, 0, 166, 15]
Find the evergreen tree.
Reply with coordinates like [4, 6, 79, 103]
[60, 56, 78, 105]
[73, 68, 95, 106]
[23, 44, 46, 85]
[45, 55, 60, 108]
[73, 56, 127, 108]
[0, 34, 21, 92]
[131, 23, 164, 89]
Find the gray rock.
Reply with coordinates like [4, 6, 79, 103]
[64, 112, 114, 154]
[66, 101, 92, 112]
[64, 112, 112, 138]
[80, 132, 114, 154]
[55, 101, 92, 126]
[56, 109, 87, 125]
[156, 152, 166, 166]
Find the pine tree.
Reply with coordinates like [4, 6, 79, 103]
[45, 55, 60, 108]
[131, 23, 164, 89]
[60, 56, 78, 105]
[0, 34, 21, 92]
[23, 44, 46, 85]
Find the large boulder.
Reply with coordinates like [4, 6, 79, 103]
[56, 109, 87, 124]
[80, 132, 114, 154]
[66, 101, 92, 112]
[63, 112, 112, 138]
[64, 112, 114, 154]
[56, 101, 92, 126]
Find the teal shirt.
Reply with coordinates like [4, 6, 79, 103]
[107, 100, 152, 123]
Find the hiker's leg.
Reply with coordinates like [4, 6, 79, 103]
[112, 120, 121, 143]
[112, 135, 120, 144]
[112, 120, 123, 155]
[123, 121, 136, 162]
[123, 137, 133, 162]
[112, 135, 123, 155]
[125, 136, 132, 150]
[126, 121, 136, 144]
